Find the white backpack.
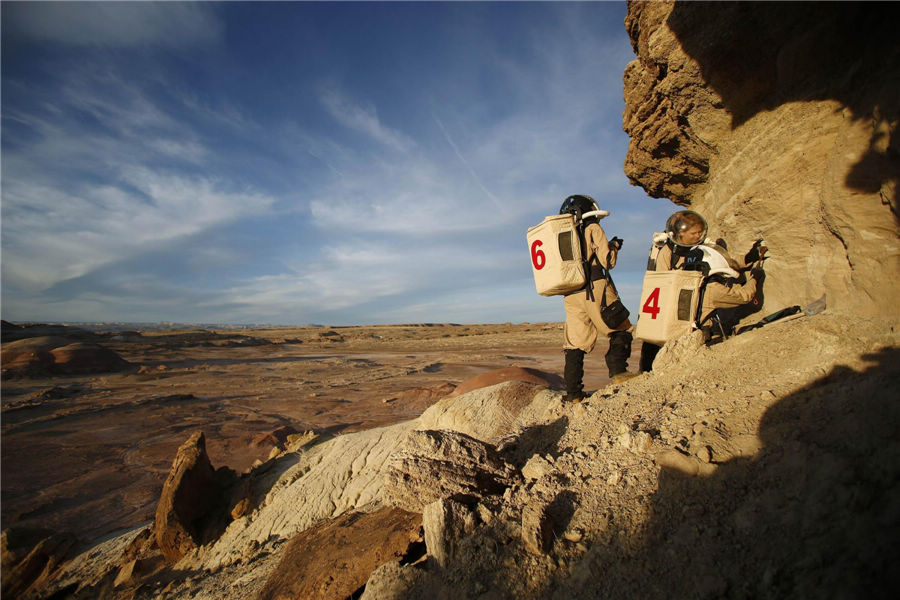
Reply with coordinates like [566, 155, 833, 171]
[635, 270, 704, 345]
[526, 214, 586, 296]
[635, 239, 738, 345]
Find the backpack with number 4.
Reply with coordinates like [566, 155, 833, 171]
[526, 213, 586, 296]
[635, 270, 703, 345]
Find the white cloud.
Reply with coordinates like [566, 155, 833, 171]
[2, 171, 274, 292]
[319, 87, 416, 153]
[4, 2, 224, 47]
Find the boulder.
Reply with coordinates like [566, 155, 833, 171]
[256, 507, 423, 600]
[416, 380, 559, 445]
[384, 429, 519, 512]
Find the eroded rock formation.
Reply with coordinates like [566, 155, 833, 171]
[154, 432, 238, 563]
[623, 0, 899, 319]
[384, 429, 519, 512]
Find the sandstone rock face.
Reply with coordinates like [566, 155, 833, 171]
[256, 507, 422, 600]
[422, 497, 478, 568]
[154, 431, 236, 563]
[384, 429, 519, 513]
[416, 381, 559, 445]
[175, 381, 556, 574]
[623, 1, 900, 320]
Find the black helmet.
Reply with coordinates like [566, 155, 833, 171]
[559, 195, 609, 221]
[560, 194, 599, 216]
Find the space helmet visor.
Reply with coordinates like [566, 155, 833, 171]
[665, 210, 708, 247]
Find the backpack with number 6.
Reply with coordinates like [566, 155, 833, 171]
[526, 213, 587, 296]
[635, 270, 703, 345]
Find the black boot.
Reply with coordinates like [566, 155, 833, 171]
[564, 349, 586, 402]
[605, 330, 633, 378]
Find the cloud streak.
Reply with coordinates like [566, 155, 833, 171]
[319, 87, 416, 153]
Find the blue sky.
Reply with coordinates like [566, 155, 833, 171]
[1, 1, 673, 326]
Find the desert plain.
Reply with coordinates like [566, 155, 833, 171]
[1, 321, 637, 547]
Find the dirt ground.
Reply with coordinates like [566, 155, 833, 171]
[1, 322, 640, 545]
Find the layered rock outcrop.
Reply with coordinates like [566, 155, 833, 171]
[623, 1, 899, 320]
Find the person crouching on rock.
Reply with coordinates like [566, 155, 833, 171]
[639, 209, 766, 372]
[560, 195, 637, 403]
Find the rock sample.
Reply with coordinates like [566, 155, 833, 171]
[384, 429, 519, 512]
[622, 1, 900, 320]
[154, 431, 237, 563]
[256, 507, 423, 600]
[520, 502, 554, 556]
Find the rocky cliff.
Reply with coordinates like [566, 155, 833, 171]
[623, 1, 899, 320]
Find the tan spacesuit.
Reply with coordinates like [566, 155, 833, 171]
[651, 242, 759, 324]
[558, 195, 635, 402]
[639, 210, 764, 372]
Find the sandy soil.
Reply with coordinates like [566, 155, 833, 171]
[1, 322, 640, 545]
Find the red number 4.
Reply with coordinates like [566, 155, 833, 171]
[642, 287, 661, 319]
[531, 240, 546, 270]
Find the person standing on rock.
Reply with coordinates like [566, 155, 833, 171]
[560, 195, 637, 403]
[639, 210, 765, 372]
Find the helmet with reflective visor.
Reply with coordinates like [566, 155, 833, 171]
[665, 210, 708, 247]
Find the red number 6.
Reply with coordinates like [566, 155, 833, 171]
[531, 240, 546, 270]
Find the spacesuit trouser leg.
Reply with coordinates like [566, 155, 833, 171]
[639, 342, 661, 372]
[605, 330, 632, 377]
[564, 349, 586, 402]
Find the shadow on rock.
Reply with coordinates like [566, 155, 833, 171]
[665, 1, 899, 211]
[564, 345, 900, 599]
[498, 417, 570, 469]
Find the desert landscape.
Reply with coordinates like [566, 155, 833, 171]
[2, 1, 898, 599]
[3, 320, 626, 545]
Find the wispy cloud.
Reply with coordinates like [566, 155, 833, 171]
[2, 55, 276, 298]
[318, 86, 416, 153]
[433, 114, 504, 212]
[2, 170, 273, 292]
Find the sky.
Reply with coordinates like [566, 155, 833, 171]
[1, 1, 674, 327]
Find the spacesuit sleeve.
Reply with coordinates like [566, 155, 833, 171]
[586, 223, 614, 269]
[705, 276, 758, 308]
